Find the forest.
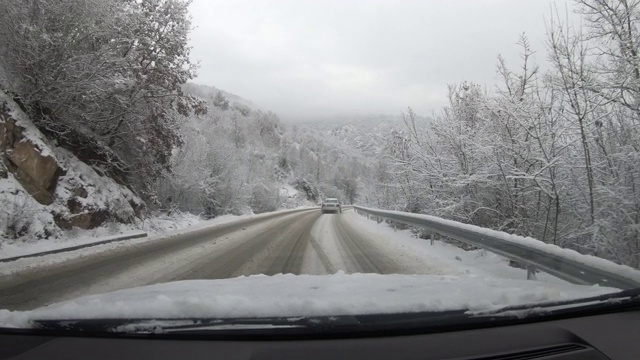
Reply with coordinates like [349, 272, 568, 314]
[372, 1, 640, 268]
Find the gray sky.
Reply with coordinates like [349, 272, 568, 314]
[188, 0, 572, 121]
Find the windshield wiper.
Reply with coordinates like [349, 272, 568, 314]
[31, 310, 472, 336]
[471, 287, 640, 318]
[31, 315, 365, 335]
[28, 288, 640, 336]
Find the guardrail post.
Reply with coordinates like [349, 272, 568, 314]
[393, 222, 397, 232]
[526, 265, 537, 280]
[377, 216, 382, 224]
[366, 213, 369, 220]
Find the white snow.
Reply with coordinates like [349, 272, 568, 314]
[279, 183, 316, 209]
[0, 90, 54, 158]
[0, 272, 618, 329]
[0, 211, 201, 261]
[304, 212, 455, 275]
[1, 88, 145, 249]
[0, 175, 56, 245]
[52, 146, 143, 215]
[0, 207, 625, 330]
[345, 211, 570, 284]
[354, 206, 640, 284]
[279, 184, 298, 198]
[0, 230, 147, 260]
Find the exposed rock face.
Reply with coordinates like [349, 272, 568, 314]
[69, 210, 109, 229]
[1, 91, 144, 236]
[54, 208, 109, 230]
[10, 140, 61, 190]
[0, 158, 6, 179]
[73, 186, 88, 198]
[0, 107, 16, 150]
[1, 106, 63, 205]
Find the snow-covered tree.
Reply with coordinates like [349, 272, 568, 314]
[0, 0, 201, 199]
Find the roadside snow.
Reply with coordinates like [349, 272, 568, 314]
[354, 206, 640, 284]
[0, 212, 201, 261]
[0, 230, 147, 261]
[345, 211, 570, 284]
[304, 213, 455, 275]
[0, 273, 618, 328]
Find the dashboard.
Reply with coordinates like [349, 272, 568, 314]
[1, 308, 638, 359]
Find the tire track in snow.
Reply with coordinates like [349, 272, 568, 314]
[332, 213, 386, 273]
[263, 211, 321, 275]
[307, 235, 336, 274]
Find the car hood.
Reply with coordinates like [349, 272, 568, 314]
[0, 272, 619, 328]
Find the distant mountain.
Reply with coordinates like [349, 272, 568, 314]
[182, 82, 260, 110]
[302, 114, 431, 158]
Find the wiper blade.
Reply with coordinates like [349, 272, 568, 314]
[31, 316, 361, 334]
[28, 289, 640, 336]
[31, 311, 469, 335]
[115, 319, 309, 334]
[471, 287, 640, 318]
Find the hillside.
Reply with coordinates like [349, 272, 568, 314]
[301, 113, 431, 158]
[1, 76, 384, 250]
[182, 83, 260, 111]
[0, 90, 144, 243]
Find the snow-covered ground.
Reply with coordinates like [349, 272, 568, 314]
[353, 206, 640, 284]
[279, 183, 317, 209]
[303, 213, 456, 275]
[0, 272, 618, 329]
[0, 212, 202, 260]
[344, 211, 570, 284]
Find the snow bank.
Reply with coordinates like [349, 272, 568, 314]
[0, 273, 617, 328]
[0, 210, 202, 260]
[345, 211, 568, 284]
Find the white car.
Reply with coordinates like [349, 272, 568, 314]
[321, 198, 342, 214]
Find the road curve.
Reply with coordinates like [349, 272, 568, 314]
[0, 208, 411, 311]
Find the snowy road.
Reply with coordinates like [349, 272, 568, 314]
[0, 208, 442, 311]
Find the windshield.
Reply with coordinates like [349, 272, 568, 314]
[1, 0, 640, 335]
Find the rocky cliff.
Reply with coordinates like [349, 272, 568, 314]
[0, 90, 144, 241]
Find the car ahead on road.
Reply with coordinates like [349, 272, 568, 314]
[321, 198, 342, 214]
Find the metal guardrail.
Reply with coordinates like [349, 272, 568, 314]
[354, 205, 640, 289]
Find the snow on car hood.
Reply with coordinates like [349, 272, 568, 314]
[0, 272, 618, 328]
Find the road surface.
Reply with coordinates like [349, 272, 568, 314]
[0, 208, 435, 310]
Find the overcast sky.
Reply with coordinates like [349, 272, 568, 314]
[188, 0, 572, 121]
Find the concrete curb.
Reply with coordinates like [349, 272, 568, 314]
[0, 232, 148, 263]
